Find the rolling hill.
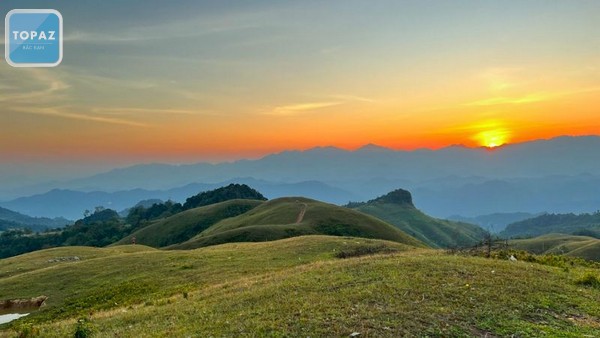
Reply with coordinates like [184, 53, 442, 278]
[1, 236, 599, 336]
[170, 197, 424, 250]
[116, 199, 264, 247]
[509, 233, 600, 261]
[502, 212, 600, 238]
[349, 189, 487, 248]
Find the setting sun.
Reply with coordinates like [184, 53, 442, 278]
[476, 129, 511, 148]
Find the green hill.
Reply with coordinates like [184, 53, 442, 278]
[116, 199, 264, 247]
[349, 189, 488, 248]
[509, 233, 600, 261]
[1, 236, 599, 336]
[182, 183, 267, 210]
[502, 212, 600, 239]
[170, 197, 424, 249]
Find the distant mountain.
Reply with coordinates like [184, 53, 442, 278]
[2, 136, 600, 219]
[501, 212, 600, 239]
[413, 174, 600, 218]
[348, 189, 487, 248]
[170, 197, 424, 250]
[0, 179, 356, 219]
[0, 206, 70, 231]
[448, 212, 541, 233]
[51, 136, 600, 192]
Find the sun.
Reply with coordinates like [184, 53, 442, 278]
[476, 129, 510, 148]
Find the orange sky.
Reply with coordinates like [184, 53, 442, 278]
[1, 1, 599, 164]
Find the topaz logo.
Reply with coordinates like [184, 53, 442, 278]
[5, 9, 63, 67]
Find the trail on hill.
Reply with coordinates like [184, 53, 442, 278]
[296, 203, 307, 224]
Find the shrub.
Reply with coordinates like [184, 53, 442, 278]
[575, 272, 600, 288]
[74, 318, 96, 338]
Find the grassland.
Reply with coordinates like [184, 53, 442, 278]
[115, 199, 264, 247]
[353, 202, 487, 248]
[509, 233, 600, 261]
[1, 236, 599, 337]
[170, 197, 424, 249]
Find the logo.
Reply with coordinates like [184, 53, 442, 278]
[5, 9, 63, 67]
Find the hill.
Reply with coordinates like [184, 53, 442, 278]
[170, 197, 424, 249]
[501, 212, 600, 238]
[1, 236, 599, 336]
[0, 206, 69, 232]
[182, 183, 266, 210]
[349, 189, 487, 248]
[509, 233, 600, 261]
[116, 199, 264, 247]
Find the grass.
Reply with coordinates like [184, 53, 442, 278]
[1, 235, 599, 337]
[353, 202, 488, 248]
[115, 199, 264, 247]
[510, 233, 600, 261]
[170, 197, 424, 250]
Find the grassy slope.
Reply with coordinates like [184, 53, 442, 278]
[354, 203, 487, 248]
[1, 236, 599, 337]
[510, 233, 600, 261]
[170, 197, 424, 249]
[116, 199, 264, 247]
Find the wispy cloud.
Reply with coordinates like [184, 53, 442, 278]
[328, 94, 378, 103]
[64, 10, 273, 45]
[465, 93, 550, 106]
[0, 68, 70, 104]
[465, 86, 600, 107]
[11, 106, 148, 128]
[91, 107, 208, 116]
[268, 101, 342, 116]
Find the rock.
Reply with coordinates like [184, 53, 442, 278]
[0, 296, 47, 310]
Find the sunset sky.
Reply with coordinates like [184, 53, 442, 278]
[1, 0, 599, 171]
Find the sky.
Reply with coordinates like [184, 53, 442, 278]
[1, 0, 599, 176]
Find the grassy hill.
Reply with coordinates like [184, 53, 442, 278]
[502, 212, 600, 239]
[1, 236, 599, 336]
[350, 189, 488, 248]
[116, 199, 264, 247]
[509, 233, 600, 261]
[170, 197, 424, 249]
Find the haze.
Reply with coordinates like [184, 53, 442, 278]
[1, 0, 599, 183]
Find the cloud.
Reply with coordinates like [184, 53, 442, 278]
[465, 86, 600, 107]
[11, 106, 148, 128]
[268, 101, 342, 116]
[465, 93, 550, 106]
[91, 107, 209, 116]
[64, 10, 273, 45]
[328, 94, 378, 103]
[0, 68, 70, 104]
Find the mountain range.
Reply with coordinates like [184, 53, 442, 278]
[2, 136, 600, 220]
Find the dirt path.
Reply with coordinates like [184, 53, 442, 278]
[295, 203, 307, 224]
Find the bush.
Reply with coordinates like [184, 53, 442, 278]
[575, 272, 600, 288]
[74, 318, 96, 338]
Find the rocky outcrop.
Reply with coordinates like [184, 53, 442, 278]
[0, 296, 47, 311]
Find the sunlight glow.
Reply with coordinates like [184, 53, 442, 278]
[476, 129, 511, 148]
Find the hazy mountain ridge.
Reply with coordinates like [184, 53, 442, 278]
[2, 136, 600, 219]
[0, 206, 70, 231]
[502, 212, 600, 238]
[0, 179, 356, 219]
